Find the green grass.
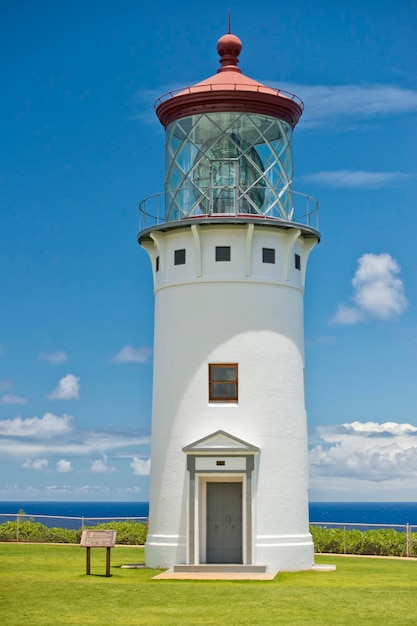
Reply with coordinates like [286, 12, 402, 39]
[0, 544, 416, 625]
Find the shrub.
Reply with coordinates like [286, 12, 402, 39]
[45, 527, 82, 544]
[92, 521, 147, 545]
[310, 525, 417, 557]
[0, 518, 147, 545]
[360, 528, 407, 557]
[0, 520, 81, 544]
[311, 526, 345, 553]
[0, 521, 19, 542]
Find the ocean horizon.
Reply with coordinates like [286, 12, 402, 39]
[0, 501, 416, 529]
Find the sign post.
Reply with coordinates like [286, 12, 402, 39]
[80, 530, 117, 577]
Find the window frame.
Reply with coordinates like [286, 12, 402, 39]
[208, 363, 238, 403]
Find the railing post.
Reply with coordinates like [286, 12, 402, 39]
[16, 513, 19, 542]
[406, 523, 411, 557]
[343, 525, 347, 554]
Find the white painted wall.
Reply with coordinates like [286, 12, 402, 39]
[141, 221, 318, 570]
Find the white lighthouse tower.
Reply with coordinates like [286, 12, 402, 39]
[138, 31, 320, 573]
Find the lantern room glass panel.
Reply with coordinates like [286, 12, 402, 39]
[165, 112, 294, 222]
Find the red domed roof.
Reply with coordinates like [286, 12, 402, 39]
[155, 33, 303, 128]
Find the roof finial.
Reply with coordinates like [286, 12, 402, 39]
[216, 26, 242, 74]
[228, 10, 231, 34]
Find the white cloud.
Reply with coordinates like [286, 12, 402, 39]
[116, 486, 141, 495]
[0, 381, 27, 404]
[309, 420, 417, 485]
[131, 84, 184, 125]
[46, 485, 112, 496]
[0, 485, 41, 498]
[22, 458, 48, 470]
[1, 394, 27, 405]
[312, 335, 337, 346]
[0, 429, 150, 458]
[333, 253, 408, 324]
[38, 351, 68, 365]
[0, 413, 72, 438]
[90, 456, 115, 473]
[112, 345, 152, 363]
[48, 374, 80, 400]
[300, 170, 414, 189]
[56, 459, 73, 473]
[0, 483, 146, 500]
[130, 456, 151, 476]
[135, 82, 417, 130]
[278, 83, 417, 129]
[343, 421, 417, 436]
[332, 304, 365, 325]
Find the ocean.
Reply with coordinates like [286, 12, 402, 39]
[0, 501, 149, 529]
[308, 502, 417, 526]
[0, 501, 416, 529]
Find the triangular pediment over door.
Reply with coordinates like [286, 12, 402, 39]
[183, 430, 259, 454]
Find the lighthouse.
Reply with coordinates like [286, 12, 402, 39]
[138, 31, 320, 573]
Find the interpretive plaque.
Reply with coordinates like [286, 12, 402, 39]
[80, 530, 117, 576]
[80, 530, 117, 547]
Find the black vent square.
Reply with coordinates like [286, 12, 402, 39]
[174, 249, 186, 265]
[215, 246, 231, 262]
[262, 248, 275, 264]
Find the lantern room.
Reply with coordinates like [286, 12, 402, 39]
[148, 33, 311, 226]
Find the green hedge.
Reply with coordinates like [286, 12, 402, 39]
[0, 520, 82, 543]
[93, 521, 147, 545]
[0, 519, 147, 545]
[310, 525, 417, 557]
[1, 518, 415, 556]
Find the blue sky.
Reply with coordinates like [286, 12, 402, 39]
[1, 0, 416, 502]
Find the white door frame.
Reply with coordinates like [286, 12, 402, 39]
[183, 430, 259, 565]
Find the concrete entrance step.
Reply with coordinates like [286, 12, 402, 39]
[173, 564, 267, 573]
[154, 564, 277, 580]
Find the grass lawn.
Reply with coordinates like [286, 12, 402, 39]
[0, 544, 416, 625]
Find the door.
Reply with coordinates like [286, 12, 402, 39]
[206, 482, 242, 563]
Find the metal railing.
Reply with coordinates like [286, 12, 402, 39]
[154, 84, 304, 110]
[1, 513, 416, 556]
[0, 512, 147, 541]
[310, 521, 417, 558]
[138, 188, 319, 233]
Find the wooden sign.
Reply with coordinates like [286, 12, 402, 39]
[80, 530, 117, 547]
[80, 530, 117, 576]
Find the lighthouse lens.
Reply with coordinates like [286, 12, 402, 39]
[165, 112, 294, 221]
[193, 133, 265, 214]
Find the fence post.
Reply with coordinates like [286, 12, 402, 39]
[406, 524, 411, 558]
[343, 525, 347, 554]
[82, 517, 85, 531]
[16, 513, 19, 542]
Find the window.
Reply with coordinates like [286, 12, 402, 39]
[295, 253, 301, 270]
[209, 364, 238, 402]
[215, 246, 231, 262]
[262, 248, 275, 264]
[155, 256, 160, 272]
[174, 249, 186, 265]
